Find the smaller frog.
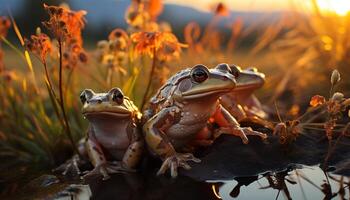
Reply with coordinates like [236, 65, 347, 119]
[79, 87, 144, 180]
[143, 64, 267, 177]
[220, 65, 272, 127]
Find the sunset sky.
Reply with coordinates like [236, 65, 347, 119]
[165, 0, 350, 15]
[165, 0, 293, 12]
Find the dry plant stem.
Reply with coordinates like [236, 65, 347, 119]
[43, 60, 58, 101]
[65, 67, 75, 97]
[106, 67, 113, 87]
[118, 70, 124, 86]
[43, 59, 66, 130]
[140, 48, 157, 111]
[58, 39, 79, 155]
[323, 123, 350, 170]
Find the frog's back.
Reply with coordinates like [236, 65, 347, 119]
[150, 68, 191, 106]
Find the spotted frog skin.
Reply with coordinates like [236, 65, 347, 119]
[143, 63, 267, 177]
[79, 87, 143, 180]
[220, 64, 269, 123]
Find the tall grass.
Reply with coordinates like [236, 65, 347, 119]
[0, 0, 349, 192]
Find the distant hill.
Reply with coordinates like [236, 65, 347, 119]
[0, 0, 283, 41]
[69, 0, 282, 30]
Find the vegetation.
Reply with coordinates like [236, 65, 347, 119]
[0, 0, 349, 195]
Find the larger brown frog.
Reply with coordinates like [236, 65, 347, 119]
[79, 87, 144, 180]
[143, 63, 267, 177]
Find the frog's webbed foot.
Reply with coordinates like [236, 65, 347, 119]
[218, 127, 268, 144]
[82, 162, 110, 180]
[83, 161, 136, 181]
[53, 155, 82, 177]
[157, 153, 201, 178]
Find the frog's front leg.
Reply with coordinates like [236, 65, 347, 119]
[84, 127, 110, 180]
[143, 106, 200, 178]
[122, 123, 144, 171]
[213, 104, 268, 144]
[220, 95, 247, 121]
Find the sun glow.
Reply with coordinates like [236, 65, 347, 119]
[316, 0, 350, 16]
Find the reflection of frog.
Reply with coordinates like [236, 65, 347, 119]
[143, 64, 267, 177]
[79, 87, 144, 180]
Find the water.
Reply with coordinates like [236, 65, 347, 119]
[4, 132, 350, 199]
[21, 165, 349, 200]
[210, 166, 349, 200]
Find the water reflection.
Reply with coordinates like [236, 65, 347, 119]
[86, 170, 217, 200]
[210, 166, 350, 200]
[15, 165, 349, 199]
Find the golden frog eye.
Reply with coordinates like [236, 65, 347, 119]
[111, 88, 124, 104]
[191, 64, 209, 83]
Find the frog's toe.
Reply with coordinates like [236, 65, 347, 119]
[242, 127, 268, 140]
[157, 159, 171, 176]
[181, 153, 201, 163]
[179, 161, 191, 170]
[157, 153, 201, 177]
[53, 156, 81, 177]
[83, 164, 110, 181]
[170, 162, 178, 177]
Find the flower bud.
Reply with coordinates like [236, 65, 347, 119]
[331, 92, 344, 101]
[331, 69, 341, 86]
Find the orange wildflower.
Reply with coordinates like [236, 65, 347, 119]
[147, 0, 163, 20]
[43, 4, 87, 68]
[131, 31, 186, 60]
[0, 16, 11, 73]
[273, 120, 301, 144]
[108, 28, 129, 51]
[310, 95, 326, 107]
[97, 28, 129, 74]
[25, 32, 52, 61]
[125, 0, 150, 29]
[213, 3, 230, 17]
[43, 4, 86, 43]
[0, 16, 11, 38]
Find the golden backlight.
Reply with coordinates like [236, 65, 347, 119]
[316, 0, 350, 16]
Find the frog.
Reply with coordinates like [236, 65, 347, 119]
[78, 87, 144, 180]
[143, 63, 268, 178]
[220, 64, 267, 120]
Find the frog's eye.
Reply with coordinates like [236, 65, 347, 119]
[80, 89, 94, 104]
[216, 63, 231, 73]
[111, 89, 124, 104]
[191, 64, 209, 83]
[80, 93, 86, 104]
[229, 64, 242, 78]
[247, 67, 258, 72]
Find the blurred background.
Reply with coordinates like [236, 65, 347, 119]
[1, 0, 350, 196]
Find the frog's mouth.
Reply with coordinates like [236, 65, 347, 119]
[82, 106, 131, 118]
[234, 83, 262, 91]
[182, 88, 233, 99]
[234, 72, 265, 91]
[182, 77, 236, 99]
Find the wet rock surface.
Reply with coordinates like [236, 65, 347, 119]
[181, 133, 350, 181]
